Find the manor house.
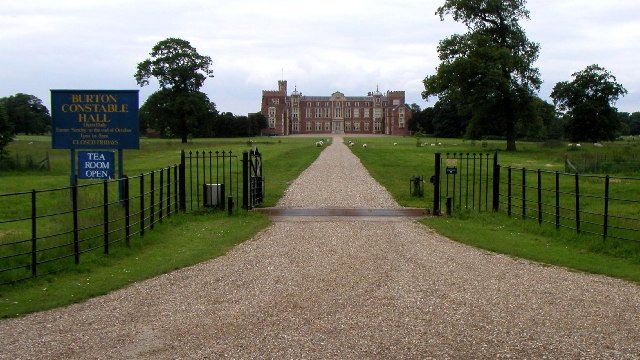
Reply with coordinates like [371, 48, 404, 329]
[260, 80, 411, 136]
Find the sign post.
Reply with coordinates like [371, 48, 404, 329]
[77, 151, 115, 180]
[51, 90, 139, 201]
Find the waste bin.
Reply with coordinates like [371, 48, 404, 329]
[203, 184, 225, 208]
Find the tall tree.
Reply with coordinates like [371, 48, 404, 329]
[135, 38, 214, 142]
[0, 93, 51, 135]
[423, 0, 541, 151]
[0, 102, 14, 159]
[140, 89, 217, 138]
[629, 112, 640, 135]
[551, 64, 627, 142]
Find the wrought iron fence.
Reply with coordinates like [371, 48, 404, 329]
[0, 148, 265, 284]
[431, 151, 640, 243]
[498, 167, 640, 243]
[0, 167, 179, 284]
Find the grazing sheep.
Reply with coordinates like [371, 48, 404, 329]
[315, 141, 324, 147]
[393, 142, 398, 146]
[593, 143, 604, 147]
[362, 144, 367, 148]
[430, 143, 436, 147]
[576, 143, 581, 147]
[568, 143, 574, 147]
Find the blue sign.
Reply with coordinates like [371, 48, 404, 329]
[51, 90, 139, 149]
[78, 151, 115, 179]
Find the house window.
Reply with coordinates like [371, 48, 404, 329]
[354, 122, 360, 131]
[306, 121, 311, 131]
[325, 122, 330, 131]
[293, 121, 299, 132]
[374, 121, 382, 131]
[272, 98, 279, 105]
[315, 122, 322, 131]
[292, 107, 299, 119]
[315, 108, 322, 118]
[345, 108, 351, 118]
[324, 108, 330, 118]
[399, 108, 405, 128]
[268, 107, 276, 128]
[305, 108, 311, 118]
[355, 102, 359, 107]
[345, 121, 352, 131]
[354, 108, 360, 118]
[373, 108, 382, 119]
[364, 108, 370, 118]
[335, 108, 342, 118]
[364, 122, 369, 131]
[393, 99, 400, 106]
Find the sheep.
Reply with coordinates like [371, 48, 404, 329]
[576, 143, 581, 147]
[393, 142, 398, 146]
[362, 144, 367, 148]
[315, 140, 324, 147]
[568, 143, 574, 147]
[593, 143, 604, 147]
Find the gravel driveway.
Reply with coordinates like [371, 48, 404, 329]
[1, 137, 639, 359]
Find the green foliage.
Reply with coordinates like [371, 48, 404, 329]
[140, 89, 217, 139]
[135, 38, 215, 143]
[423, 0, 541, 151]
[0, 94, 51, 135]
[551, 64, 627, 142]
[134, 38, 214, 93]
[0, 102, 14, 159]
[629, 112, 640, 135]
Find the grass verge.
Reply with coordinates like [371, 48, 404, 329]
[0, 211, 270, 318]
[422, 212, 640, 283]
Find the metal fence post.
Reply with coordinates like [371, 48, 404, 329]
[242, 150, 249, 210]
[150, 171, 155, 230]
[140, 173, 145, 237]
[492, 152, 500, 212]
[537, 169, 543, 224]
[31, 189, 37, 276]
[72, 183, 79, 264]
[159, 169, 164, 223]
[124, 176, 130, 247]
[174, 165, 179, 213]
[507, 167, 512, 216]
[575, 173, 581, 234]
[433, 152, 441, 216]
[104, 180, 109, 254]
[179, 151, 186, 212]
[555, 171, 560, 229]
[167, 167, 171, 217]
[522, 168, 526, 220]
[604, 175, 610, 241]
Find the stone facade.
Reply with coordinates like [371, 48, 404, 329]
[260, 80, 411, 136]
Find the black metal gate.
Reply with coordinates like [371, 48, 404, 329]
[242, 148, 264, 209]
[432, 152, 499, 215]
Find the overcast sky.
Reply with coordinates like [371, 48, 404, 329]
[1, 0, 639, 115]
